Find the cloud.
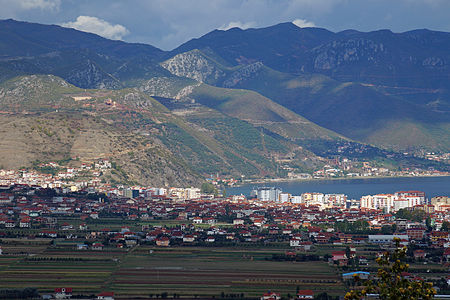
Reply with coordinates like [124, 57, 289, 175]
[218, 21, 256, 31]
[18, 0, 60, 10]
[61, 16, 129, 40]
[292, 18, 316, 28]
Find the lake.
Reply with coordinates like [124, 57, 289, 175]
[227, 176, 450, 199]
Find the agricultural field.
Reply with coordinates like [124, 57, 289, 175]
[0, 241, 347, 299]
[0, 217, 448, 299]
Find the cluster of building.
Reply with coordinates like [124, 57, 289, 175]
[0, 184, 449, 247]
[285, 159, 449, 180]
[423, 152, 450, 163]
[251, 187, 348, 208]
[0, 183, 449, 296]
[0, 159, 112, 189]
[250, 187, 450, 214]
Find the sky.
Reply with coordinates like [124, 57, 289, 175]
[1, 0, 450, 50]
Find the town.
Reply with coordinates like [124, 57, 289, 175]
[0, 173, 449, 299]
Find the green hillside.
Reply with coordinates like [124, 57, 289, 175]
[223, 67, 450, 152]
[190, 83, 341, 142]
[160, 48, 450, 153]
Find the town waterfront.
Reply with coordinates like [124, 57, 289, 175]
[227, 176, 450, 199]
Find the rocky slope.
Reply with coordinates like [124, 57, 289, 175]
[0, 18, 449, 179]
[0, 75, 328, 184]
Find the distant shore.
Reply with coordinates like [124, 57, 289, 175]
[230, 174, 450, 188]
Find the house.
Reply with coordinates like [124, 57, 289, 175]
[431, 231, 449, 245]
[97, 291, 114, 300]
[297, 290, 314, 299]
[331, 251, 347, 261]
[205, 217, 217, 224]
[331, 251, 348, 266]
[125, 239, 137, 247]
[282, 227, 293, 235]
[413, 250, 426, 259]
[261, 292, 281, 300]
[19, 217, 31, 228]
[54, 287, 72, 299]
[146, 231, 159, 241]
[290, 238, 301, 247]
[156, 237, 170, 247]
[406, 227, 426, 241]
[297, 241, 313, 251]
[316, 233, 333, 244]
[183, 235, 195, 243]
[5, 220, 15, 228]
[233, 219, 244, 225]
[61, 222, 73, 230]
[76, 244, 88, 250]
[339, 233, 353, 244]
[192, 217, 203, 224]
[92, 243, 104, 250]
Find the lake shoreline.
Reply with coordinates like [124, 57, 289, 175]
[227, 175, 450, 199]
[233, 174, 450, 187]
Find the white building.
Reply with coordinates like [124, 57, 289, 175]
[361, 191, 426, 212]
[291, 195, 302, 204]
[279, 193, 290, 203]
[324, 194, 347, 208]
[302, 192, 324, 208]
[368, 234, 409, 245]
[185, 187, 201, 200]
[252, 187, 282, 202]
[360, 194, 395, 212]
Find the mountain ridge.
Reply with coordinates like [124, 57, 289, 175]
[0, 19, 449, 184]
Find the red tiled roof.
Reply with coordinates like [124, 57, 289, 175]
[297, 290, 314, 296]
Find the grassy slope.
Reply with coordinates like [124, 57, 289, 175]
[190, 83, 342, 142]
[161, 48, 450, 152]
[225, 65, 450, 152]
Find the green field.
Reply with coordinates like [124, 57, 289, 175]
[0, 241, 346, 299]
[0, 238, 447, 299]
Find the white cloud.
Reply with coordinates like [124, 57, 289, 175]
[292, 18, 316, 28]
[218, 21, 256, 31]
[61, 16, 129, 40]
[18, 0, 60, 10]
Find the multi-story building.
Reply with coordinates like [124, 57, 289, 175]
[360, 194, 395, 212]
[324, 194, 347, 208]
[302, 192, 324, 208]
[252, 187, 282, 202]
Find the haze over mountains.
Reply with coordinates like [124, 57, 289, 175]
[0, 19, 449, 185]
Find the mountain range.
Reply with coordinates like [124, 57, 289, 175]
[0, 19, 449, 185]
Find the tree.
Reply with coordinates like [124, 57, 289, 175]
[425, 217, 433, 231]
[201, 182, 218, 196]
[345, 238, 435, 300]
[441, 221, 449, 232]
